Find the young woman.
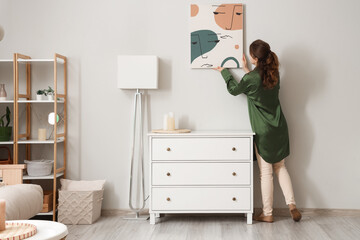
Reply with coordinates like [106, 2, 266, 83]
[215, 39, 301, 223]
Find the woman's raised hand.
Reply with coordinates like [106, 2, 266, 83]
[242, 54, 247, 68]
[213, 66, 224, 72]
[242, 54, 250, 73]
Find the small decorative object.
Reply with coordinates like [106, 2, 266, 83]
[153, 112, 191, 133]
[36, 90, 45, 100]
[0, 199, 5, 231]
[163, 114, 168, 130]
[48, 112, 60, 125]
[47, 112, 61, 140]
[167, 112, 175, 131]
[0, 106, 12, 141]
[0, 84, 7, 101]
[45, 86, 54, 100]
[38, 128, 47, 141]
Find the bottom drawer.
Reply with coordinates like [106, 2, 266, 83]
[152, 187, 251, 211]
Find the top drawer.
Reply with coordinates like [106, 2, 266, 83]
[152, 137, 251, 161]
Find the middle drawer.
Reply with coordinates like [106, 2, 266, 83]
[152, 162, 250, 186]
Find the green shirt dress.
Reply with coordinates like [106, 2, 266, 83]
[221, 68, 290, 164]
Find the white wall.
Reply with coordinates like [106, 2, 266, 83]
[1, 0, 359, 210]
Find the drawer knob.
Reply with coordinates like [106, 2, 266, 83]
[166, 172, 171, 176]
[232, 172, 237, 176]
[166, 197, 171, 201]
[232, 147, 236, 151]
[167, 147, 171, 151]
[232, 197, 237, 201]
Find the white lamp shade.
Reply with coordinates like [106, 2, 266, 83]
[48, 112, 60, 125]
[117, 55, 159, 89]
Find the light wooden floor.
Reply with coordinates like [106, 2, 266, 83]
[66, 213, 360, 240]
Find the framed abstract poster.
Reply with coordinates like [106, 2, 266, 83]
[190, 3, 243, 69]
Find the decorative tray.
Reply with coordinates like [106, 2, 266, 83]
[151, 129, 191, 134]
[0, 222, 37, 240]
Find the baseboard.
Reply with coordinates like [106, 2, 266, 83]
[102, 208, 360, 217]
[101, 209, 150, 217]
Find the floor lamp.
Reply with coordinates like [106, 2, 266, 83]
[117, 55, 159, 220]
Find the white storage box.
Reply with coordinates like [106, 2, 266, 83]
[58, 179, 105, 225]
[24, 160, 53, 176]
[58, 190, 104, 224]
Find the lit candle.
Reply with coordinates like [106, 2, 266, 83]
[0, 199, 5, 231]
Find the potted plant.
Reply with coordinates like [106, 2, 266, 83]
[36, 89, 45, 100]
[45, 86, 54, 100]
[0, 106, 12, 141]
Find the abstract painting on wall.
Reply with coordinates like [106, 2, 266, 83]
[190, 3, 243, 69]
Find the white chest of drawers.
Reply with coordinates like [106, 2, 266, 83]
[148, 131, 255, 224]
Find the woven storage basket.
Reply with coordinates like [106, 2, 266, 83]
[0, 146, 12, 164]
[58, 190, 104, 225]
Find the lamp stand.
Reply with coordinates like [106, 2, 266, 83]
[124, 89, 149, 221]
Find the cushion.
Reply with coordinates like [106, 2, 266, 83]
[60, 179, 105, 191]
[0, 184, 43, 220]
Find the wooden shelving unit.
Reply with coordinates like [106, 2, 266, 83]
[13, 53, 67, 221]
[0, 58, 16, 166]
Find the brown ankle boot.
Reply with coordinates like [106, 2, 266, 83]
[289, 205, 302, 222]
[254, 213, 274, 223]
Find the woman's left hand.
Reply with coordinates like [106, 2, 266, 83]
[241, 54, 248, 69]
[242, 54, 250, 73]
[213, 66, 224, 72]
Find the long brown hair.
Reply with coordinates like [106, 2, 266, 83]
[250, 40, 279, 89]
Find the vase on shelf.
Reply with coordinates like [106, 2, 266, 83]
[0, 84, 7, 101]
[36, 94, 43, 100]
